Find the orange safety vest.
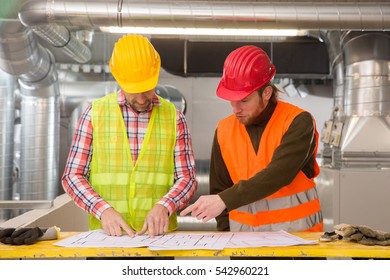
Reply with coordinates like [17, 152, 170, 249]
[217, 101, 323, 232]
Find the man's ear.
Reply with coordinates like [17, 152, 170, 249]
[262, 85, 272, 101]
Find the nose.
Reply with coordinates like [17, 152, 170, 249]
[230, 101, 241, 114]
[136, 92, 148, 104]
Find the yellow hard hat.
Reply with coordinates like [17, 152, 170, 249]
[109, 34, 161, 93]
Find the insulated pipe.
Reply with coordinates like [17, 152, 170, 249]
[0, 19, 61, 204]
[337, 32, 390, 166]
[0, 25, 50, 83]
[0, 19, 60, 203]
[0, 1, 91, 65]
[321, 31, 345, 114]
[18, 0, 390, 31]
[0, 70, 15, 222]
[31, 24, 92, 63]
[319, 31, 345, 165]
[342, 32, 390, 117]
[18, 51, 60, 201]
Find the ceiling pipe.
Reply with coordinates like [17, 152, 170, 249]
[0, 23, 52, 83]
[31, 24, 92, 63]
[18, 0, 390, 31]
[0, 0, 91, 65]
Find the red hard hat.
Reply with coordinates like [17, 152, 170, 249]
[216, 45, 276, 101]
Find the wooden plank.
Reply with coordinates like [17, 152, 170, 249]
[1, 232, 389, 259]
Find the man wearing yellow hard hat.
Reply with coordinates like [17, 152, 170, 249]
[62, 34, 198, 238]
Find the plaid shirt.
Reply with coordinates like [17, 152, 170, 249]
[62, 90, 197, 220]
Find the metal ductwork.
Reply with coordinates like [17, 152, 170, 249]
[335, 32, 390, 168]
[319, 31, 390, 168]
[321, 31, 345, 114]
[320, 30, 345, 166]
[31, 24, 92, 63]
[18, 0, 390, 31]
[18, 61, 60, 202]
[0, 70, 15, 222]
[0, 18, 60, 212]
[316, 31, 390, 232]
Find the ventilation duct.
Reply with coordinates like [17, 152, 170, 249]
[18, 57, 60, 201]
[334, 32, 390, 168]
[0, 20, 60, 207]
[16, 1, 389, 78]
[316, 32, 390, 231]
[320, 31, 345, 166]
[0, 70, 15, 222]
[31, 24, 92, 63]
[18, 1, 390, 31]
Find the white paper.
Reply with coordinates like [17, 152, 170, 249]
[148, 232, 233, 251]
[54, 230, 168, 248]
[226, 230, 318, 248]
[54, 230, 317, 250]
[54, 230, 232, 250]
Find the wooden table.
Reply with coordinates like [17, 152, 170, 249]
[1, 231, 389, 259]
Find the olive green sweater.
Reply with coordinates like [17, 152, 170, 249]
[210, 101, 317, 231]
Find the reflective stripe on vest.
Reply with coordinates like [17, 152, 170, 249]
[229, 188, 323, 232]
[89, 92, 178, 232]
[217, 101, 323, 232]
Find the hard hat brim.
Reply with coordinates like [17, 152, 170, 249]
[216, 81, 254, 101]
[117, 74, 159, 94]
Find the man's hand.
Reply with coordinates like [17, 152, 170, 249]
[137, 204, 169, 238]
[100, 208, 135, 237]
[180, 195, 226, 222]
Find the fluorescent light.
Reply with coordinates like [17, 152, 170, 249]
[100, 26, 301, 37]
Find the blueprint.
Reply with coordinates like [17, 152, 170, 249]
[54, 230, 232, 250]
[54, 230, 317, 250]
[227, 230, 317, 248]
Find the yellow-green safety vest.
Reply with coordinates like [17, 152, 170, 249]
[89, 92, 178, 232]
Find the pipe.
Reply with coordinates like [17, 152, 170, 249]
[337, 32, 390, 167]
[0, 69, 15, 222]
[18, 0, 390, 31]
[321, 31, 345, 113]
[31, 24, 92, 63]
[319, 31, 346, 166]
[18, 51, 60, 201]
[342, 32, 390, 117]
[0, 19, 61, 203]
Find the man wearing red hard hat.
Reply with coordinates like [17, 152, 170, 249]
[181, 45, 323, 233]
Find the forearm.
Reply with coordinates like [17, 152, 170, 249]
[62, 173, 111, 219]
[158, 172, 197, 215]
